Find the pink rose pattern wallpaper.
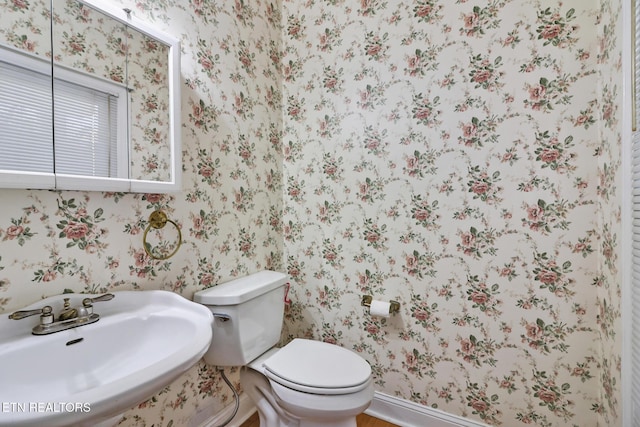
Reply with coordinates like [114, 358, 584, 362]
[279, 0, 621, 426]
[0, 0, 283, 425]
[0, 0, 624, 427]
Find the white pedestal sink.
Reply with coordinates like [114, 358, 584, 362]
[0, 290, 213, 427]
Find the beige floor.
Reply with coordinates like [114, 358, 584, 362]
[240, 412, 399, 427]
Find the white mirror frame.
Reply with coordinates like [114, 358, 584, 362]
[0, 0, 181, 193]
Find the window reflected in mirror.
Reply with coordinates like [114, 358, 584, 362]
[0, 0, 180, 192]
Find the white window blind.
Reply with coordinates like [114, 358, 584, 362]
[0, 57, 54, 173]
[0, 44, 128, 185]
[53, 79, 119, 177]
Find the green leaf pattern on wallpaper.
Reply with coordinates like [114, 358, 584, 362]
[279, 0, 621, 426]
[0, 0, 622, 426]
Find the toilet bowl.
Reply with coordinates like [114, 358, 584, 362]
[193, 271, 374, 427]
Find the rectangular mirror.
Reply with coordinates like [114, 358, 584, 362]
[0, 0, 181, 193]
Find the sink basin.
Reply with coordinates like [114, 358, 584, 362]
[0, 290, 213, 427]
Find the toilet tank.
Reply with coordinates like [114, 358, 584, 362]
[193, 270, 289, 366]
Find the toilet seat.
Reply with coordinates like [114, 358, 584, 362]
[262, 339, 372, 395]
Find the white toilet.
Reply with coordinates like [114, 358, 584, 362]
[193, 270, 374, 427]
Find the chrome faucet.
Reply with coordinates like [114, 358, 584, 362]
[8, 293, 114, 335]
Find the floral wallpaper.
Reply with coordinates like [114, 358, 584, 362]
[0, 1, 625, 427]
[280, 0, 622, 426]
[594, 0, 623, 425]
[0, 0, 50, 57]
[0, 0, 283, 425]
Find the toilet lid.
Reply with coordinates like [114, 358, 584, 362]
[262, 339, 371, 392]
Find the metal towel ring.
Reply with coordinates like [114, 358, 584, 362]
[142, 210, 182, 260]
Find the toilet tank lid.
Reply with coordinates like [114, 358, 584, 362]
[193, 271, 289, 305]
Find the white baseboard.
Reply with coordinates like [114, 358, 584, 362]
[365, 392, 490, 427]
[194, 390, 487, 427]
[193, 393, 256, 427]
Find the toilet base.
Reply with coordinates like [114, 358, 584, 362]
[240, 367, 370, 427]
[241, 366, 297, 427]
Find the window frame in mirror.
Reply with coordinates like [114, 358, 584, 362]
[62, 0, 182, 193]
[0, 0, 181, 193]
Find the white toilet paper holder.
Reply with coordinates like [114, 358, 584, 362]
[361, 295, 400, 314]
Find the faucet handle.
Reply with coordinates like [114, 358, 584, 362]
[82, 293, 115, 314]
[40, 306, 54, 325]
[9, 305, 53, 322]
[82, 293, 115, 307]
